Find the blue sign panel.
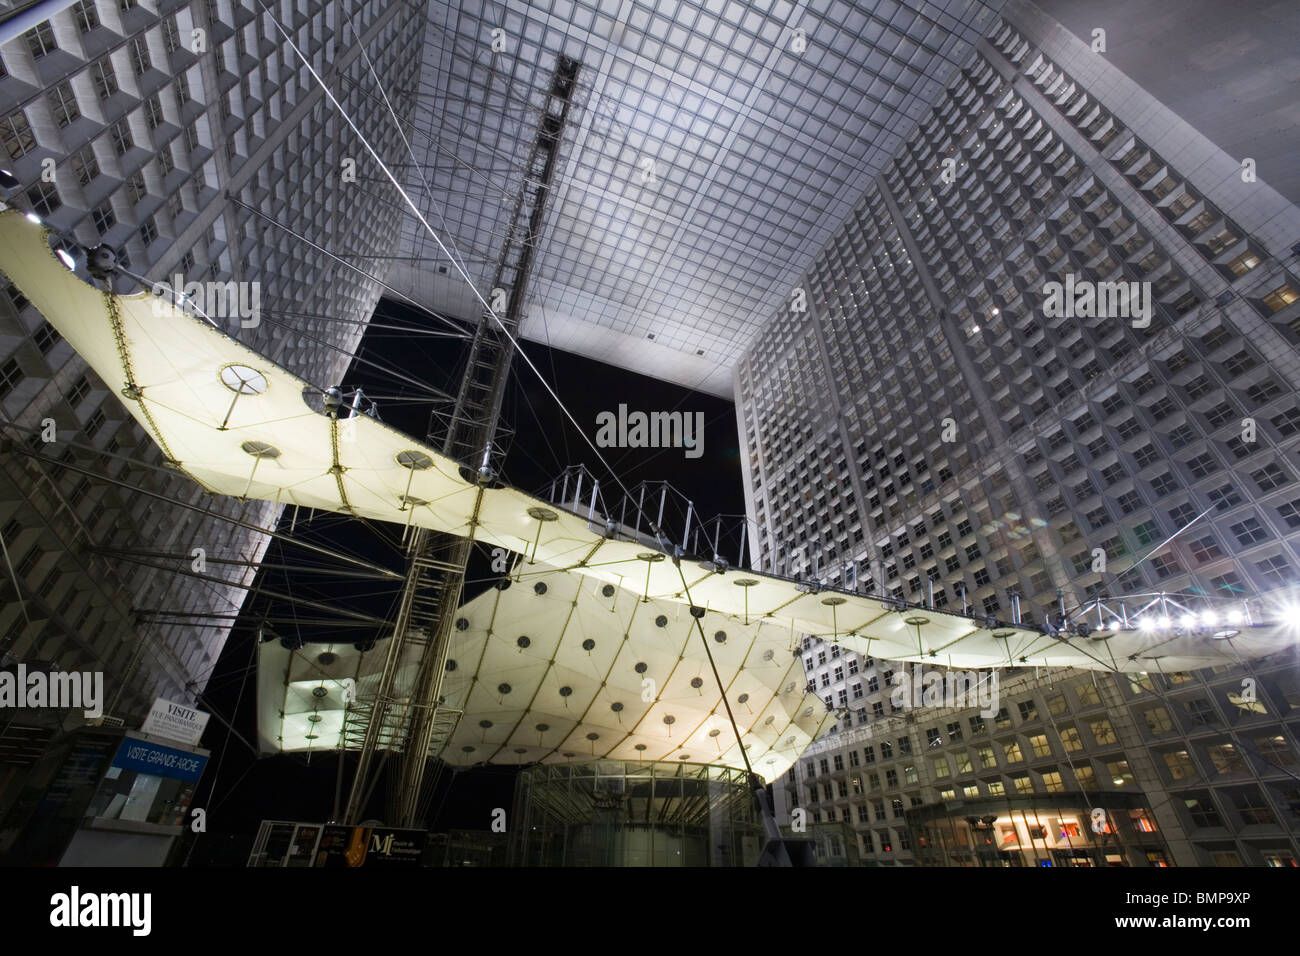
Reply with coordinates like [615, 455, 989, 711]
[111, 737, 208, 782]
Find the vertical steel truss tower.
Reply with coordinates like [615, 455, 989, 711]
[342, 56, 582, 827]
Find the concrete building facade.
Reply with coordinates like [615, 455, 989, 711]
[745, 2, 1300, 865]
[0, 0, 424, 751]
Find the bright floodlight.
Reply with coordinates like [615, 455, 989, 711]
[24, 212, 40, 224]
[1200, 610, 1217, 627]
[1109, 621, 1121, 632]
[1157, 615, 1171, 629]
[55, 249, 75, 271]
[1180, 615, 1196, 629]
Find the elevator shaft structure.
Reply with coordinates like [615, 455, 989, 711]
[342, 55, 581, 827]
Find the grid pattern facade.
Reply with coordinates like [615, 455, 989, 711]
[737, 2, 1300, 627]
[779, 634, 1300, 866]
[392, 0, 1007, 393]
[743, 1, 1300, 866]
[0, 0, 424, 721]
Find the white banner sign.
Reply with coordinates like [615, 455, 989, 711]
[140, 698, 210, 746]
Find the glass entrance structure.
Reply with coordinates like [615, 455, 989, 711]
[508, 761, 763, 867]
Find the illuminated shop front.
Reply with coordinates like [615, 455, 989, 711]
[907, 792, 1171, 867]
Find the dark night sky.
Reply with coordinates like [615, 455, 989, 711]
[185, 299, 744, 863]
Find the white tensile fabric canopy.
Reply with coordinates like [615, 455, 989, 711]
[3, 209, 1293, 779]
[258, 565, 830, 781]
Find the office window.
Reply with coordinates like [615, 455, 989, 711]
[1183, 795, 1222, 828]
[124, 170, 148, 205]
[1262, 284, 1298, 313]
[1041, 771, 1064, 793]
[25, 22, 57, 58]
[84, 408, 106, 438]
[74, 0, 100, 32]
[1076, 683, 1101, 707]
[1253, 463, 1290, 491]
[68, 375, 91, 406]
[33, 321, 62, 355]
[1230, 517, 1268, 546]
[1163, 749, 1196, 780]
[145, 95, 164, 130]
[90, 58, 119, 100]
[91, 202, 116, 235]
[1228, 787, 1273, 825]
[1208, 484, 1242, 511]
[1058, 726, 1083, 753]
[1205, 402, 1236, 427]
[69, 145, 100, 186]
[1143, 707, 1174, 734]
[129, 36, 152, 75]
[1185, 698, 1218, 725]
[1254, 734, 1294, 766]
[1273, 408, 1300, 436]
[1256, 555, 1293, 586]
[1028, 734, 1051, 758]
[47, 82, 81, 128]
[1106, 760, 1134, 785]
[2, 110, 36, 161]
[1089, 719, 1117, 745]
[109, 119, 133, 155]
[0, 358, 25, 400]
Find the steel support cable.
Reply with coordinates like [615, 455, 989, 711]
[672, 562, 755, 778]
[1024, 624, 1300, 789]
[225, 194, 472, 337]
[255, 3, 654, 534]
[87, 550, 399, 581]
[252, 291, 469, 337]
[0, 438, 191, 693]
[3, 434, 404, 581]
[502, 380, 566, 488]
[246, 311, 455, 399]
[353, 34, 474, 286]
[98, 554, 391, 626]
